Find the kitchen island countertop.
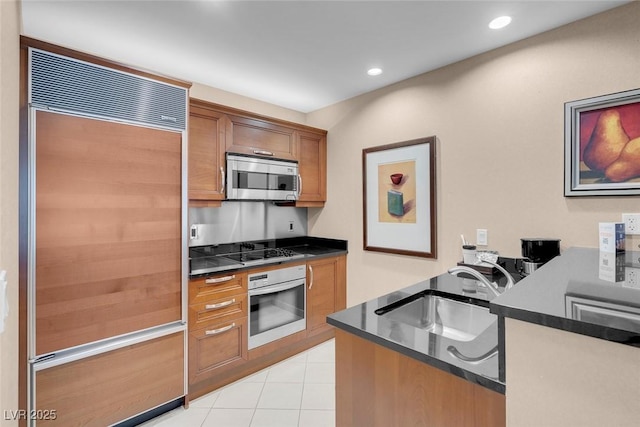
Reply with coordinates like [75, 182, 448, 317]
[490, 247, 640, 347]
[327, 270, 507, 394]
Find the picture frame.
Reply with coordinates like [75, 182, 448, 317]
[564, 88, 640, 196]
[362, 136, 437, 258]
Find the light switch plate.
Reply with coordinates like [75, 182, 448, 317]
[476, 229, 488, 246]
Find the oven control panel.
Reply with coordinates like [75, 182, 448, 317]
[248, 264, 306, 290]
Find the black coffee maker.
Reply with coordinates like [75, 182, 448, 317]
[520, 238, 561, 275]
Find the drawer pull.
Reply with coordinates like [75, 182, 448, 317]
[205, 299, 236, 310]
[205, 275, 235, 284]
[253, 149, 274, 156]
[205, 323, 235, 336]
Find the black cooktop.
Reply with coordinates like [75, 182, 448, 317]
[189, 242, 304, 275]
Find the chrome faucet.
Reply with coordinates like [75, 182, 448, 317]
[448, 260, 515, 297]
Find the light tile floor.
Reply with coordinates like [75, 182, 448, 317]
[141, 339, 336, 427]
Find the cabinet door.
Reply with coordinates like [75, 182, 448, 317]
[296, 130, 327, 205]
[307, 256, 347, 335]
[188, 102, 227, 201]
[189, 317, 248, 385]
[226, 114, 296, 160]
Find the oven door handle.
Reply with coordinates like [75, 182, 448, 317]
[249, 280, 303, 296]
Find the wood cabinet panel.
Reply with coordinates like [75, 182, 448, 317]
[335, 329, 505, 427]
[188, 103, 227, 201]
[189, 318, 248, 384]
[307, 256, 346, 335]
[36, 332, 184, 427]
[296, 130, 327, 205]
[226, 114, 296, 160]
[35, 111, 182, 355]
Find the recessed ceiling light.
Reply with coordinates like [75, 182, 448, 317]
[489, 16, 512, 30]
[367, 67, 383, 76]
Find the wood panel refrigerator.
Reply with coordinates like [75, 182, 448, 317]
[22, 47, 189, 426]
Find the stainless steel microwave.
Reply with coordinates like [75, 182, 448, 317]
[226, 153, 299, 201]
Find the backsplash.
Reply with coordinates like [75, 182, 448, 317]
[188, 202, 308, 247]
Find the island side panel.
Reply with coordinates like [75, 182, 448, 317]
[505, 318, 640, 427]
[335, 329, 505, 427]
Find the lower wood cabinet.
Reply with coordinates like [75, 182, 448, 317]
[188, 318, 248, 385]
[307, 255, 347, 336]
[335, 329, 505, 427]
[188, 255, 347, 399]
[188, 271, 249, 386]
[35, 332, 184, 427]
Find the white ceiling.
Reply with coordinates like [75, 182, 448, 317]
[21, 0, 629, 113]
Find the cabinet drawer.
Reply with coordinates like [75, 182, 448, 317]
[189, 293, 247, 329]
[189, 272, 247, 305]
[188, 317, 248, 384]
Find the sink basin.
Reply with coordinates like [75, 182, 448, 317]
[376, 294, 496, 341]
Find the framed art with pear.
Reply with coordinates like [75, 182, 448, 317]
[362, 136, 437, 258]
[565, 88, 640, 196]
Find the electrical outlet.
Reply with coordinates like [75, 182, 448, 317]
[288, 221, 294, 232]
[476, 229, 488, 246]
[622, 213, 640, 235]
[625, 268, 640, 289]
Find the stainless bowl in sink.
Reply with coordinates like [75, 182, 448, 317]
[376, 294, 496, 341]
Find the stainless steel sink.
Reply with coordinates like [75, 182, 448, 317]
[376, 294, 496, 341]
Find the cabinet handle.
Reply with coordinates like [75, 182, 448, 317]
[205, 299, 236, 310]
[253, 149, 274, 156]
[297, 174, 303, 198]
[205, 323, 235, 336]
[220, 167, 225, 194]
[308, 265, 314, 290]
[205, 275, 236, 285]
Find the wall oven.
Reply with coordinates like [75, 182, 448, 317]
[226, 153, 299, 201]
[248, 264, 306, 349]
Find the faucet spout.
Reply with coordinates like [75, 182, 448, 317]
[482, 260, 516, 291]
[448, 266, 501, 297]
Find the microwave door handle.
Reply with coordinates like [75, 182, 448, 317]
[297, 174, 302, 198]
[220, 166, 225, 194]
[249, 280, 303, 296]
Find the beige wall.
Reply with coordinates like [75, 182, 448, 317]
[306, 2, 640, 306]
[190, 82, 306, 124]
[0, 0, 20, 425]
[505, 318, 640, 426]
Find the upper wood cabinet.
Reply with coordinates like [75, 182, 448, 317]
[296, 130, 327, 207]
[226, 114, 297, 160]
[188, 100, 228, 204]
[187, 99, 328, 206]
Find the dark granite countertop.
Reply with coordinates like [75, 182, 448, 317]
[189, 236, 348, 278]
[490, 247, 640, 347]
[327, 270, 510, 394]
